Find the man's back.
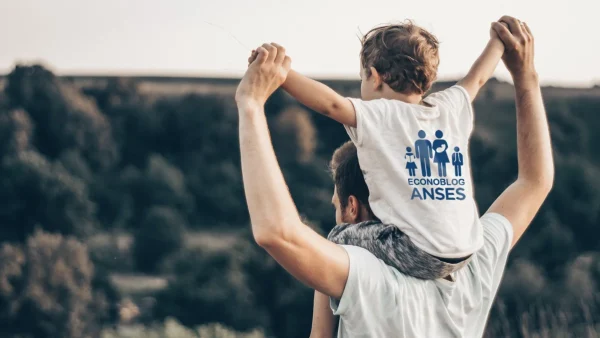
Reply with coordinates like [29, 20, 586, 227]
[331, 213, 513, 338]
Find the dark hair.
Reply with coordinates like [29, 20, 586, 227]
[360, 21, 440, 95]
[330, 141, 372, 215]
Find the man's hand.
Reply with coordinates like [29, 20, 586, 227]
[492, 16, 536, 81]
[235, 43, 291, 109]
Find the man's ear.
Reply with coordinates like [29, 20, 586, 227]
[369, 66, 383, 90]
[347, 195, 360, 223]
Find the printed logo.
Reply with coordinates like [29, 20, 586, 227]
[406, 130, 466, 201]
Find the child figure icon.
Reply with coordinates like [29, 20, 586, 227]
[452, 147, 464, 177]
[405, 147, 418, 177]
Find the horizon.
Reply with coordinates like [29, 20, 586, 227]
[1, 67, 598, 89]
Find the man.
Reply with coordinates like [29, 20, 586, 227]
[415, 130, 433, 177]
[235, 15, 553, 337]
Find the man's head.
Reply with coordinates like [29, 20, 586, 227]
[330, 141, 377, 224]
[359, 21, 440, 100]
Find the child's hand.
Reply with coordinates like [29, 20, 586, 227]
[490, 22, 509, 41]
[248, 43, 288, 67]
[248, 49, 259, 66]
[489, 21, 508, 54]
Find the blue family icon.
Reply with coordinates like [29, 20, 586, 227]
[414, 130, 433, 177]
[405, 147, 418, 176]
[407, 130, 467, 201]
[432, 130, 450, 177]
[452, 146, 464, 177]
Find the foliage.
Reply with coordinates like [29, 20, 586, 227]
[0, 230, 112, 338]
[0, 151, 96, 242]
[100, 318, 265, 338]
[133, 206, 186, 273]
[0, 64, 599, 337]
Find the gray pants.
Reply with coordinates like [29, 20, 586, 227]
[327, 221, 471, 280]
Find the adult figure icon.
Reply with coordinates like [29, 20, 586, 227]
[432, 130, 450, 177]
[452, 146, 464, 176]
[414, 130, 433, 177]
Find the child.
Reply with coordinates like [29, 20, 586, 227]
[251, 19, 504, 333]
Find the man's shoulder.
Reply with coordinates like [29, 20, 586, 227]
[479, 213, 513, 249]
[340, 244, 403, 283]
[332, 243, 406, 316]
[341, 244, 388, 267]
[469, 213, 513, 280]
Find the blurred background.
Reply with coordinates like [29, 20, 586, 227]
[0, 0, 599, 337]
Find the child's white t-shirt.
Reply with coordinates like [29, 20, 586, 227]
[345, 85, 483, 258]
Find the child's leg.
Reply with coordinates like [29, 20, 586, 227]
[310, 291, 336, 338]
[328, 221, 468, 279]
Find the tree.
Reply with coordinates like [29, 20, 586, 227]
[124, 154, 195, 222]
[133, 206, 186, 273]
[0, 230, 108, 338]
[0, 108, 33, 158]
[0, 151, 96, 242]
[155, 246, 267, 333]
[5, 64, 118, 170]
[272, 107, 317, 165]
[152, 94, 246, 225]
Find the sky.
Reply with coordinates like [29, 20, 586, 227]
[0, 0, 598, 87]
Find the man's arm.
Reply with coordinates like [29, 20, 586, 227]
[310, 291, 336, 338]
[486, 18, 554, 248]
[457, 30, 505, 102]
[239, 99, 350, 298]
[236, 43, 350, 298]
[283, 70, 357, 127]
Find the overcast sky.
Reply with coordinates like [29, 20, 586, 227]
[1, 0, 598, 86]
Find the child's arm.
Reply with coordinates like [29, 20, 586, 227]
[248, 48, 356, 127]
[457, 27, 506, 102]
[283, 70, 357, 128]
[310, 291, 336, 338]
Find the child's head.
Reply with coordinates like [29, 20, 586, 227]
[359, 21, 439, 100]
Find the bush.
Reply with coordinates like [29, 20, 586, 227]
[100, 318, 265, 338]
[133, 206, 186, 273]
[5, 64, 118, 170]
[0, 151, 96, 242]
[155, 245, 269, 333]
[0, 230, 111, 338]
[0, 108, 33, 158]
[123, 154, 195, 223]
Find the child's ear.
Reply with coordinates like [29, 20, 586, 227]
[369, 66, 383, 90]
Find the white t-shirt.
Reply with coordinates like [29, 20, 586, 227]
[330, 212, 513, 338]
[345, 85, 483, 258]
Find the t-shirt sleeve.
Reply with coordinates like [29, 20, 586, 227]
[475, 213, 514, 290]
[427, 85, 474, 133]
[329, 245, 394, 316]
[344, 98, 389, 147]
